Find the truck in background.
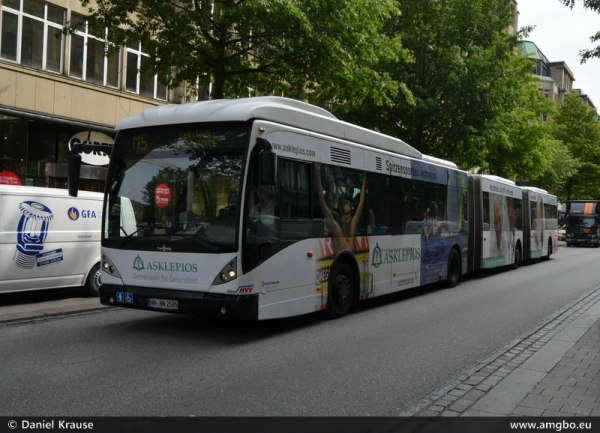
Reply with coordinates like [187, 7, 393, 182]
[565, 200, 600, 247]
[0, 185, 104, 296]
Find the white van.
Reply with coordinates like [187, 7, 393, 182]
[0, 185, 104, 296]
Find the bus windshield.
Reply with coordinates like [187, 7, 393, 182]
[103, 123, 249, 253]
[567, 215, 596, 228]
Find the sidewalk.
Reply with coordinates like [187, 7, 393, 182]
[0, 297, 110, 324]
[1, 286, 599, 417]
[400, 284, 600, 417]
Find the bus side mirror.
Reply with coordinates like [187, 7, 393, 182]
[257, 138, 277, 186]
[68, 153, 82, 197]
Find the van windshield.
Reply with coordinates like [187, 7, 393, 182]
[103, 123, 249, 253]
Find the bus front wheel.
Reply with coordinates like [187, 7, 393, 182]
[326, 261, 354, 319]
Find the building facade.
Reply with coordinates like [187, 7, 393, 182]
[515, 1, 596, 115]
[0, 0, 194, 191]
[517, 40, 596, 120]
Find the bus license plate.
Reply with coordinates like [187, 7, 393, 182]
[148, 298, 179, 310]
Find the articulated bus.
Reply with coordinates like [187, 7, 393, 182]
[467, 179, 558, 272]
[68, 97, 557, 320]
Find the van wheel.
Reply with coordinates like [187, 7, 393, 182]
[326, 262, 354, 319]
[446, 248, 460, 288]
[511, 245, 521, 270]
[84, 263, 102, 297]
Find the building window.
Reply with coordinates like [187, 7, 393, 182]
[125, 43, 167, 100]
[69, 12, 120, 88]
[0, 0, 65, 73]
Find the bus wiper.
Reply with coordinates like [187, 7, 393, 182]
[119, 223, 162, 247]
[171, 230, 219, 252]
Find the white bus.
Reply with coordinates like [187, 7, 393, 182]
[467, 177, 558, 272]
[68, 97, 556, 320]
[522, 186, 559, 260]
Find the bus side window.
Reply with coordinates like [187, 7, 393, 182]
[279, 159, 312, 240]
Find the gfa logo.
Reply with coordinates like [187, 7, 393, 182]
[67, 207, 80, 221]
[133, 255, 145, 271]
[371, 243, 382, 268]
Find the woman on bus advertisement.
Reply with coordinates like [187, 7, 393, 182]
[533, 196, 545, 251]
[314, 163, 370, 304]
[315, 163, 367, 255]
[490, 194, 515, 265]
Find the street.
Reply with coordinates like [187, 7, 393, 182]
[0, 242, 598, 416]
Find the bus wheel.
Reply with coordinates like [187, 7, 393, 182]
[541, 240, 552, 261]
[84, 263, 102, 297]
[446, 249, 460, 288]
[326, 262, 354, 319]
[511, 245, 521, 270]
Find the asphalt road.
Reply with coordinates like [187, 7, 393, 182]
[0, 243, 598, 416]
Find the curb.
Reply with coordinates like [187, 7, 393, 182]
[399, 284, 600, 416]
[0, 298, 111, 325]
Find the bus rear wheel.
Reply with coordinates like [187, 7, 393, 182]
[446, 249, 460, 288]
[511, 245, 521, 270]
[541, 239, 552, 261]
[326, 262, 354, 319]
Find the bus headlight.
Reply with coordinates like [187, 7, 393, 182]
[212, 258, 237, 285]
[102, 255, 121, 278]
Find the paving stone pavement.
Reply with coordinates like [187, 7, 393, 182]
[399, 285, 600, 417]
[510, 318, 600, 417]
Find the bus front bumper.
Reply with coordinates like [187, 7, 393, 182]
[567, 237, 600, 246]
[99, 285, 259, 320]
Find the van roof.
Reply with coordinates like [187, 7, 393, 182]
[0, 185, 103, 199]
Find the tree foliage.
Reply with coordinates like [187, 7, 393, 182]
[328, 0, 550, 178]
[560, 0, 600, 62]
[75, 0, 410, 103]
[73, 0, 600, 200]
[485, 79, 559, 183]
[549, 93, 600, 200]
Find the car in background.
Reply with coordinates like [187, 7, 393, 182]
[558, 224, 566, 241]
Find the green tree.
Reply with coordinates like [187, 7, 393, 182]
[75, 0, 409, 103]
[560, 0, 600, 62]
[330, 0, 549, 176]
[485, 78, 561, 184]
[550, 93, 600, 200]
[532, 141, 578, 196]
